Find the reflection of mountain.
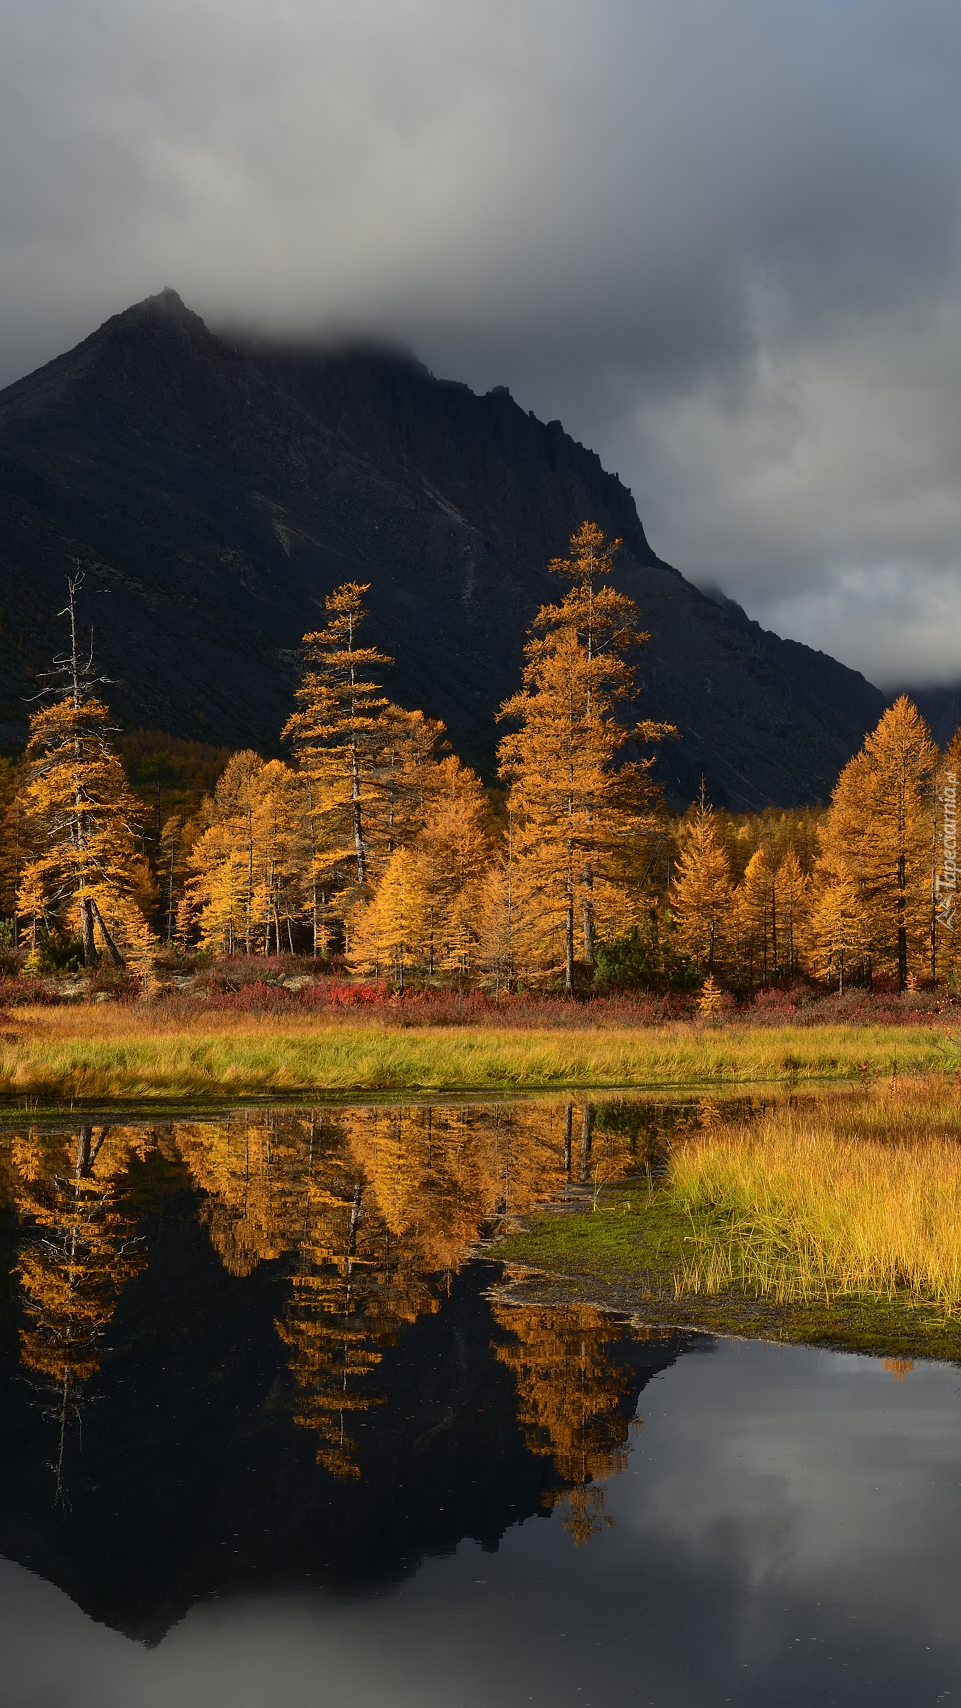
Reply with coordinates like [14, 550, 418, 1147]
[0, 1105, 697, 1643]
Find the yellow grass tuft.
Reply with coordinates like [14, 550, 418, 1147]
[669, 1079, 961, 1312]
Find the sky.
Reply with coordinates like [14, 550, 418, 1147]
[4, 0, 961, 690]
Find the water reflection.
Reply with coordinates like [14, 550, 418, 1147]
[6, 1125, 148, 1504]
[0, 1090, 859, 1504]
[171, 1100, 648, 1477]
[1, 1091, 957, 1708]
[0, 1096, 689, 1639]
[493, 1305, 635, 1543]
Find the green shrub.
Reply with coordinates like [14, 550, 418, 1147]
[594, 911, 697, 993]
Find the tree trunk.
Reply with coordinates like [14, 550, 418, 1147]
[80, 897, 99, 967]
[565, 870, 575, 995]
[166, 841, 176, 945]
[90, 900, 125, 966]
[564, 1103, 573, 1177]
[351, 734, 367, 885]
[897, 853, 907, 989]
[347, 1181, 362, 1257]
[582, 866, 595, 966]
[580, 1103, 592, 1181]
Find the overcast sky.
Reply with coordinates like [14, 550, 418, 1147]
[4, 0, 961, 689]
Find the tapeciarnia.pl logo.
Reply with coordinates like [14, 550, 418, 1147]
[936, 769, 957, 931]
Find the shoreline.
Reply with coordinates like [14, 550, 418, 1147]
[0, 1013, 954, 1105]
[492, 1210, 961, 1366]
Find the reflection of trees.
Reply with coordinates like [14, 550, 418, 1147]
[344, 1101, 582, 1261]
[8, 1125, 147, 1503]
[492, 1304, 635, 1543]
[173, 1100, 643, 1478]
[883, 1358, 914, 1382]
[0, 1098, 682, 1500]
[276, 1163, 415, 1479]
[175, 1113, 437, 1477]
[175, 1113, 307, 1275]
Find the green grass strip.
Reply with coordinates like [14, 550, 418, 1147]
[0, 1019, 955, 1103]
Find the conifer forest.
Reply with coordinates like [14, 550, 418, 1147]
[2, 523, 958, 1007]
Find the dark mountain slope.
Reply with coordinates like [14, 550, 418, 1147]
[904, 683, 961, 749]
[0, 288, 885, 805]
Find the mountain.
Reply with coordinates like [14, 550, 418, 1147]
[904, 683, 961, 749]
[0, 288, 887, 807]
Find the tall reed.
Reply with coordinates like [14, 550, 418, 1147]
[668, 1082, 961, 1311]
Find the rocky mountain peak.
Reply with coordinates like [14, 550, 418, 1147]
[0, 291, 885, 805]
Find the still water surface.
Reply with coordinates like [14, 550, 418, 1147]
[0, 1097, 959, 1706]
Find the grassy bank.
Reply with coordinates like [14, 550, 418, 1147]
[495, 1078, 961, 1362]
[0, 1007, 955, 1104]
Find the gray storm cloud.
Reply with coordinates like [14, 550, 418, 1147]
[4, 0, 961, 687]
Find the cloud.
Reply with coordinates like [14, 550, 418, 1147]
[3, 0, 961, 685]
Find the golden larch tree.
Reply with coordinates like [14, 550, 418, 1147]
[775, 849, 811, 979]
[348, 846, 431, 987]
[190, 753, 311, 954]
[670, 786, 734, 975]
[807, 868, 869, 990]
[283, 582, 393, 913]
[415, 755, 493, 980]
[818, 696, 937, 988]
[16, 576, 155, 974]
[498, 523, 673, 993]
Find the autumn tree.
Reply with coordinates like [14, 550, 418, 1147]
[721, 806, 825, 887]
[807, 868, 868, 990]
[15, 576, 156, 974]
[411, 756, 493, 980]
[348, 846, 430, 987]
[158, 812, 199, 948]
[283, 582, 394, 909]
[498, 523, 673, 993]
[775, 849, 811, 979]
[818, 696, 937, 988]
[477, 849, 517, 994]
[0, 757, 26, 946]
[670, 785, 733, 975]
[189, 751, 263, 955]
[731, 846, 809, 986]
[190, 753, 311, 955]
[366, 705, 449, 867]
[347, 743, 493, 986]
